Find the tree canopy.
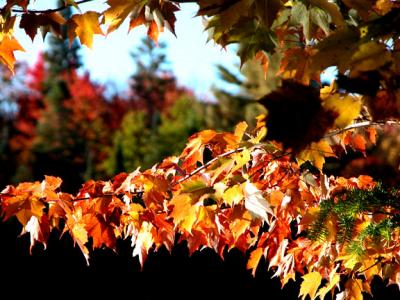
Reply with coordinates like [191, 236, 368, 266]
[1, 1, 400, 299]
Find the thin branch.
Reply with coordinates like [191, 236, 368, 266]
[0, 191, 143, 203]
[356, 257, 383, 275]
[324, 120, 399, 138]
[173, 147, 244, 186]
[9, 0, 197, 14]
[11, 0, 94, 13]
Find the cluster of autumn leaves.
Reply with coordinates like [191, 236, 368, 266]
[0, 115, 396, 300]
[2, 0, 400, 299]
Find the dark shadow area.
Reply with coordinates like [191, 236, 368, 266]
[1, 219, 399, 299]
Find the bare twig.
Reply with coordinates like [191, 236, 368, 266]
[0, 191, 142, 203]
[356, 257, 383, 275]
[324, 120, 400, 138]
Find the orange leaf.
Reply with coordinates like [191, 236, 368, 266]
[68, 11, 103, 48]
[0, 36, 24, 72]
[352, 133, 366, 154]
[170, 194, 198, 232]
[247, 247, 264, 276]
[83, 214, 116, 249]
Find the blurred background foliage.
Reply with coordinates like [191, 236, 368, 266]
[0, 6, 268, 192]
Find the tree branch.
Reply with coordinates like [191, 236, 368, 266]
[9, 0, 198, 14]
[173, 147, 245, 186]
[324, 120, 399, 138]
[356, 257, 383, 275]
[11, 0, 95, 13]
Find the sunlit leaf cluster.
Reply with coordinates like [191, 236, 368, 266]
[1, 0, 400, 299]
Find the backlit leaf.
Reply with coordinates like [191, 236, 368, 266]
[299, 272, 322, 300]
[68, 12, 103, 48]
[0, 36, 24, 72]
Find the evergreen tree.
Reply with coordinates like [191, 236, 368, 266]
[129, 38, 179, 131]
[103, 110, 151, 175]
[44, 1, 81, 76]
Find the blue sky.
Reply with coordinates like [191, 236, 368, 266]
[12, 2, 240, 99]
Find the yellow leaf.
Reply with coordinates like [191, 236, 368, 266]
[234, 121, 248, 141]
[0, 36, 24, 72]
[222, 184, 244, 206]
[68, 12, 103, 48]
[297, 140, 336, 170]
[337, 252, 362, 271]
[323, 94, 362, 128]
[299, 272, 322, 300]
[170, 194, 198, 232]
[64, 208, 90, 264]
[231, 148, 251, 173]
[104, 0, 143, 33]
[316, 273, 340, 299]
[350, 42, 392, 73]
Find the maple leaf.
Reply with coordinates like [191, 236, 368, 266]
[132, 221, 155, 267]
[258, 80, 337, 152]
[169, 194, 198, 232]
[336, 278, 363, 300]
[228, 206, 253, 242]
[299, 272, 322, 300]
[0, 36, 24, 72]
[68, 11, 103, 48]
[297, 140, 336, 170]
[247, 247, 264, 276]
[315, 270, 340, 299]
[222, 184, 244, 206]
[83, 214, 117, 249]
[104, 0, 179, 43]
[244, 181, 274, 224]
[4, 0, 29, 11]
[66, 208, 90, 265]
[19, 12, 66, 41]
[103, 0, 146, 34]
[349, 41, 392, 75]
[323, 94, 362, 128]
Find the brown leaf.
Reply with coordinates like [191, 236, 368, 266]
[258, 80, 337, 152]
[19, 12, 66, 41]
